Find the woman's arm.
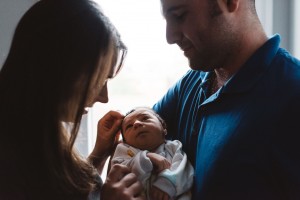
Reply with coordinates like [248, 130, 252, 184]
[88, 110, 124, 174]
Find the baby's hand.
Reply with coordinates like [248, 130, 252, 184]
[150, 185, 170, 200]
[147, 152, 171, 173]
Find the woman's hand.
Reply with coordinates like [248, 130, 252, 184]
[101, 164, 145, 200]
[88, 110, 124, 172]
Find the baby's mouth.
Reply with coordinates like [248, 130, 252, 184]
[136, 131, 147, 137]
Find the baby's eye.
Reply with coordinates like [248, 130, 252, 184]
[125, 124, 133, 131]
[141, 116, 149, 121]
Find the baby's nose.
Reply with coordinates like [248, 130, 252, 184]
[133, 120, 142, 128]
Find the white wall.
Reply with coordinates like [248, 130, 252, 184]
[292, 0, 300, 59]
[1, 0, 298, 68]
[0, 0, 37, 68]
[254, 0, 299, 59]
[256, 0, 273, 37]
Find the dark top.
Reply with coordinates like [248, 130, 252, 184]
[153, 35, 300, 200]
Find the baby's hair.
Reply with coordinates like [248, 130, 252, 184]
[121, 106, 167, 143]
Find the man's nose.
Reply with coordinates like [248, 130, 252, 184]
[166, 22, 181, 44]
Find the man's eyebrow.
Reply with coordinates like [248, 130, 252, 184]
[163, 5, 185, 17]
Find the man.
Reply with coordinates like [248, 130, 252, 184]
[153, 0, 300, 199]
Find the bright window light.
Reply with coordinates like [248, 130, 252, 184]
[75, 0, 189, 158]
[74, 0, 300, 179]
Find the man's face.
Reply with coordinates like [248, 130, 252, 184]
[122, 108, 166, 151]
[161, 0, 236, 71]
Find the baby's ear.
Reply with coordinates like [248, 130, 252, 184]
[163, 129, 167, 136]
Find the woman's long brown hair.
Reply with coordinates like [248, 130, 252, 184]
[0, 0, 126, 199]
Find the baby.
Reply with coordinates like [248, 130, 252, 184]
[111, 106, 194, 200]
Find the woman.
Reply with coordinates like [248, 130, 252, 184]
[0, 0, 144, 199]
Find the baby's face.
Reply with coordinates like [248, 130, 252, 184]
[122, 108, 165, 151]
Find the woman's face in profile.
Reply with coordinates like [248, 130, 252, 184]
[84, 80, 109, 114]
[84, 45, 126, 114]
[63, 41, 126, 122]
[83, 57, 113, 115]
[62, 49, 113, 122]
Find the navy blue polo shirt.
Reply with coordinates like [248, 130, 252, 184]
[153, 35, 300, 199]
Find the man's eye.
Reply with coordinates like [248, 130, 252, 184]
[173, 12, 186, 22]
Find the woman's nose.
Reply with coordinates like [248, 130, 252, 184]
[97, 82, 108, 103]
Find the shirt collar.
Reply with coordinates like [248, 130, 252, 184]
[222, 34, 281, 94]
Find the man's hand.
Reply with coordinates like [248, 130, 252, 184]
[147, 152, 171, 173]
[150, 185, 169, 200]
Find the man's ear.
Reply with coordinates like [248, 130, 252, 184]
[218, 0, 239, 13]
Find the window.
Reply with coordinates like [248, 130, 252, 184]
[75, 1, 300, 179]
[74, 0, 189, 180]
[76, 0, 189, 156]
[292, 0, 300, 58]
